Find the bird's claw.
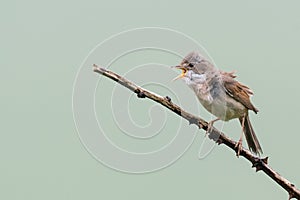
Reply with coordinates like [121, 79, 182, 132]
[205, 121, 213, 136]
[235, 139, 243, 157]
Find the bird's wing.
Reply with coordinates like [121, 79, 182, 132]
[221, 71, 259, 113]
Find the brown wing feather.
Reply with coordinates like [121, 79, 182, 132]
[221, 71, 258, 113]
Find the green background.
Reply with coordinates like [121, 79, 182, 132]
[2, 0, 300, 199]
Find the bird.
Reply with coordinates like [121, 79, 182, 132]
[173, 51, 263, 156]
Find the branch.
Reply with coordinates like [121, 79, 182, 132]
[93, 64, 300, 200]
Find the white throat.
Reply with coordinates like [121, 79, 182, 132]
[183, 70, 207, 86]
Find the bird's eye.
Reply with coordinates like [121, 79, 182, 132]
[188, 63, 194, 68]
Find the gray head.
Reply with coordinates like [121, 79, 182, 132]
[182, 51, 215, 73]
[181, 51, 204, 66]
[173, 51, 216, 81]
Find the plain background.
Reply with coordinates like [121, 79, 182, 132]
[2, 0, 300, 199]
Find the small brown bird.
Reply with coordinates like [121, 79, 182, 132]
[173, 52, 263, 156]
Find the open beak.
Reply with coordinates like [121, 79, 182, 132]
[172, 65, 187, 81]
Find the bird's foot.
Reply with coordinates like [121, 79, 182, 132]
[235, 138, 243, 157]
[205, 118, 220, 137]
[205, 121, 213, 136]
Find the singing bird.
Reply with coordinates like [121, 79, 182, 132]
[173, 52, 263, 156]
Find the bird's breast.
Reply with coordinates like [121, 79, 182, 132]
[192, 83, 247, 121]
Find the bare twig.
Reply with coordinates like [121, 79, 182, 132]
[93, 64, 300, 200]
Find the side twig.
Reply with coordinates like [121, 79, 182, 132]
[93, 64, 300, 200]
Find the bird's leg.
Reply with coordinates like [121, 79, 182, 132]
[235, 114, 245, 157]
[206, 118, 220, 136]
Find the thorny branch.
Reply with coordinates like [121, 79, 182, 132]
[93, 64, 300, 200]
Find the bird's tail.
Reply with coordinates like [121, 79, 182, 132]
[239, 115, 263, 155]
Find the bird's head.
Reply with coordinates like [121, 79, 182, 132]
[173, 51, 213, 82]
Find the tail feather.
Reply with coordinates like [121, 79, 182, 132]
[239, 115, 263, 155]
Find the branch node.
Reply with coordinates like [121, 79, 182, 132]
[208, 129, 222, 144]
[188, 118, 198, 126]
[216, 138, 224, 145]
[198, 121, 204, 129]
[165, 96, 172, 102]
[262, 156, 269, 165]
[288, 193, 296, 200]
[252, 157, 267, 172]
[134, 89, 146, 98]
